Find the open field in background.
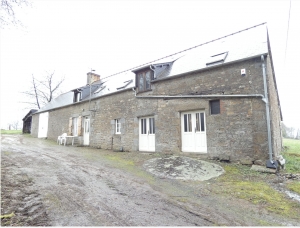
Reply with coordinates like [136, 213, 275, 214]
[1, 130, 22, 135]
[282, 138, 300, 173]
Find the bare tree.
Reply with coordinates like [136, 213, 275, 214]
[12, 120, 20, 130]
[0, 0, 29, 27]
[282, 122, 298, 139]
[8, 120, 20, 130]
[281, 122, 288, 138]
[22, 71, 65, 109]
[296, 129, 300, 140]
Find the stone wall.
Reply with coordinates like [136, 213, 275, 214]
[150, 58, 264, 96]
[90, 91, 141, 151]
[31, 57, 281, 163]
[46, 101, 91, 145]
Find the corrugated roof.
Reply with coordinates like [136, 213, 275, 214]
[35, 23, 268, 114]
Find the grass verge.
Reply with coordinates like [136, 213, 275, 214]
[286, 181, 300, 194]
[282, 138, 300, 173]
[101, 152, 156, 184]
[211, 164, 300, 218]
[1, 130, 22, 134]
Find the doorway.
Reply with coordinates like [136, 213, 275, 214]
[181, 111, 207, 153]
[139, 116, 155, 152]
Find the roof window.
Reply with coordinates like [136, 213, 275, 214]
[117, 79, 133, 90]
[206, 52, 228, 66]
[94, 85, 106, 94]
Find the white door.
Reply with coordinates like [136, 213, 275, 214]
[181, 111, 207, 153]
[139, 116, 155, 152]
[83, 118, 90, 145]
[38, 112, 49, 138]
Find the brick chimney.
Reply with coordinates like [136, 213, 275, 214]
[87, 72, 100, 85]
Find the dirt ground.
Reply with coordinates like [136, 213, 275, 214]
[1, 134, 300, 226]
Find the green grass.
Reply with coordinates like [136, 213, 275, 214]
[211, 164, 300, 218]
[98, 152, 157, 184]
[282, 138, 300, 173]
[287, 182, 300, 194]
[1, 130, 22, 135]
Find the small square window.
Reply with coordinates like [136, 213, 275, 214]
[137, 70, 152, 92]
[115, 119, 121, 134]
[210, 100, 220, 115]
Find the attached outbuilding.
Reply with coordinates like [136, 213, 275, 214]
[22, 109, 37, 133]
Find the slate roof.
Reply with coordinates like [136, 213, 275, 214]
[35, 23, 269, 114]
[134, 23, 268, 79]
[22, 109, 38, 121]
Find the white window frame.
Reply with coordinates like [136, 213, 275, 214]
[115, 119, 121, 134]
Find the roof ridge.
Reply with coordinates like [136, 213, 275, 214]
[101, 22, 267, 80]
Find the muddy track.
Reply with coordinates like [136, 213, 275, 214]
[1, 157, 49, 226]
[1, 135, 212, 226]
[1, 135, 300, 226]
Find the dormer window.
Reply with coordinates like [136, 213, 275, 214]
[73, 90, 82, 102]
[137, 70, 152, 92]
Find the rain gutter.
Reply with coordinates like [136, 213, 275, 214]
[132, 88, 264, 99]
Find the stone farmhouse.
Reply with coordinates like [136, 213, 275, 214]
[31, 23, 282, 164]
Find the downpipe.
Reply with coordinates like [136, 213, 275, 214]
[261, 55, 277, 169]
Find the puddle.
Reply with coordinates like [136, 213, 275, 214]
[143, 156, 224, 181]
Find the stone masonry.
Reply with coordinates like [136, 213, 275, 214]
[31, 56, 282, 164]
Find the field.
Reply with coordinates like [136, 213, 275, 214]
[1, 130, 22, 135]
[282, 138, 300, 173]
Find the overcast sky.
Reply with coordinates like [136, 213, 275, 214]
[1, 0, 300, 130]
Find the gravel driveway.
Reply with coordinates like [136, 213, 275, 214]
[1, 134, 300, 226]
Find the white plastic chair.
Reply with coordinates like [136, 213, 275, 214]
[57, 133, 67, 145]
[57, 135, 61, 144]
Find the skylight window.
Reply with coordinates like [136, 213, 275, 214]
[206, 52, 228, 66]
[117, 79, 133, 90]
[94, 85, 106, 94]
